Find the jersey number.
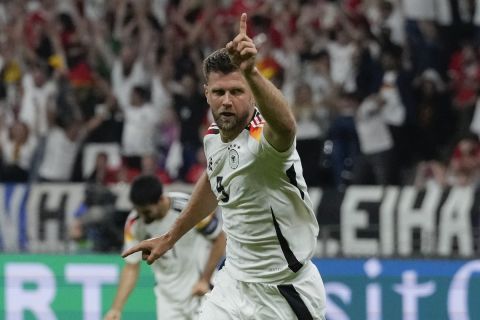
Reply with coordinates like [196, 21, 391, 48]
[216, 176, 230, 202]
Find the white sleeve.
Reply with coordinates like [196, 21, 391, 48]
[380, 73, 405, 126]
[381, 89, 405, 125]
[123, 211, 143, 264]
[259, 129, 296, 160]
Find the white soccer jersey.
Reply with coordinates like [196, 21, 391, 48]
[204, 109, 319, 284]
[123, 192, 222, 303]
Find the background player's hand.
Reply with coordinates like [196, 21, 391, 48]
[122, 234, 173, 265]
[191, 278, 210, 296]
[104, 309, 121, 320]
[226, 13, 257, 74]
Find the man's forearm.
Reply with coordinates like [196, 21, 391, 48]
[167, 171, 218, 244]
[243, 67, 296, 137]
[201, 231, 226, 283]
[110, 263, 140, 312]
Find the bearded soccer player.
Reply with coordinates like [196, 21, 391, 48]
[123, 13, 326, 319]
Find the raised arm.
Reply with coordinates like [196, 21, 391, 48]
[122, 171, 218, 264]
[226, 13, 296, 152]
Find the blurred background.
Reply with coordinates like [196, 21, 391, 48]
[1, 0, 480, 319]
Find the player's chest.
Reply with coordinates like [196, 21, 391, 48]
[206, 139, 256, 177]
[206, 138, 260, 203]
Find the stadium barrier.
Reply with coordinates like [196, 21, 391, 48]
[1, 183, 479, 257]
[1, 254, 479, 320]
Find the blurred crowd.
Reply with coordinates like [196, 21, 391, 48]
[2, 0, 480, 191]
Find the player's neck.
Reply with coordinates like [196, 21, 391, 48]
[220, 128, 241, 143]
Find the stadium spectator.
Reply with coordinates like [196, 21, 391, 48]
[326, 90, 360, 190]
[37, 122, 82, 182]
[0, 0, 479, 188]
[292, 82, 329, 186]
[118, 153, 171, 184]
[111, 43, 151, 111]
[326, 27, 357, 91]
[69, 182, 122, 253]
[0, 121, 37, 182]
[19, 61, 57, 138]
[412, 69, 454, 162]
[86, 152, 120, 186]
[353, 48, 406, 185]
[171, 73, 209, 181]
[445, 134, 480, 187]
[301, 50, 334, 106]
[448, 43, 480, 138]
[38, 111, 105, 182]
[121, 85, 158, 169]
[413, 159, 448, 188]
[151, 50, 175, 125]
[366, 0, 405, 47]
[353, 92, 398, 185]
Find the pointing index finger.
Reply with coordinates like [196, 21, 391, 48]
[239, 13, 247, 36]
[122, 244, 142, 258]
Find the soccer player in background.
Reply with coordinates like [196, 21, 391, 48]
[104, 175, 225, 320]
[123, 13, 327, 319]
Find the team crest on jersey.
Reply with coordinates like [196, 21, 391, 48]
[229, 149, 239, 169]
[228, 144, 240, 169]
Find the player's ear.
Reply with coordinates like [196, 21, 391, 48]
[158, 195, 165, 206]
[204, 84, 210, 103]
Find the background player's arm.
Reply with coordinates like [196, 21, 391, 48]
[104, 262, 140, 320]
[192, 231, 226, 296]
[123, 171, 218, 264]
[227, 13, 296, 152]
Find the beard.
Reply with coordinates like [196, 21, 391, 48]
[213, 109, 250, 132]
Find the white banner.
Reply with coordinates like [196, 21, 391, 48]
[1, 184, 479, 256]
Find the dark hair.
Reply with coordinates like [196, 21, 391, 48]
[58, 13, 75, 32]
[129, 175, 163, 206]
[202, 48, 238, 82]
[31, 60, 50, 75]
[132, 85, 151, 101]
